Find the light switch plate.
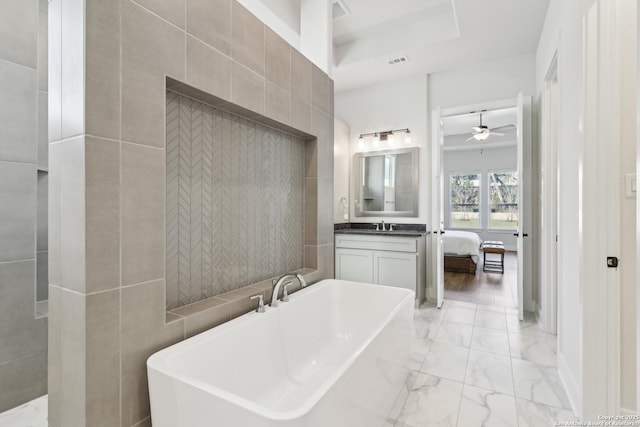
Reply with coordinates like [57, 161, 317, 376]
[625, 173, 636, 198]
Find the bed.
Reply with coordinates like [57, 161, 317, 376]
[442, 230, 483, 274]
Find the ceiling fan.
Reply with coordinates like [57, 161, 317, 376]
[466, 112, 515, 141]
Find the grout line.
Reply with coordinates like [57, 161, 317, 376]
[120, 139, 166, 151]
[117, 12, 123, 415]
[129, 0, 184, 33]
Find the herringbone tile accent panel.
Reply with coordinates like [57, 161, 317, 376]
[166, 91, 305, 309]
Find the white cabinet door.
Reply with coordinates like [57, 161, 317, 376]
[335, 248, 374, 284]
[373, 251, 417, 293]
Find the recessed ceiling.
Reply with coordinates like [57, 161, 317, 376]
[332, 0, 550, 92]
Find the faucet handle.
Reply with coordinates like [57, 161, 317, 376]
[250, 294, 266, 313]
[295, 273, 307, 288]
[282, 282, 294, 302]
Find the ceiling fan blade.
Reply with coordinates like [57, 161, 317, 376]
[490, 124, 516, 131]
[465, 135, 476, 142]
[491, 132, 505, 136]
[472, 126, 482, 132]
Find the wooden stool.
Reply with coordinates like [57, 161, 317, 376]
[482, 242, 505, 273]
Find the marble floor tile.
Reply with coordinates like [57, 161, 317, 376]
[415, 306, 447, 323]
[470, 326, 511, 356]
[511, 358, 572, 410]
[457, 384, 519, 427]
[477, 304, 506, 313]
[409, 338, 429, 371]
[413, 317, 441, 341]
[388, 377, 410, 422]
[420, 340, 469, 382]
[448, 300, 477, 310]
[443, 306, 476, 325]
[516, 397, 578, 427]
[474, 310, 507, 331]
[509, 331, 557, 367]
[465, 350, 514, 395]
[506, 312, 541, 335]
[493, 296, 517, 309]
[0, 395, 48, 427]
[402, 304, 575, 427]
[432, 321, 474, 348]
[397, 372, 463, 427]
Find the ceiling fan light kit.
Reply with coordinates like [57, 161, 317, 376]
[466, 111, 514, 142]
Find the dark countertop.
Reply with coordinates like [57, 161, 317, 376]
[334, 222, 429, 237]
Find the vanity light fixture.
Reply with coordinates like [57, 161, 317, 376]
[387, 132, 395, 145]
[358, 128, 411, 148]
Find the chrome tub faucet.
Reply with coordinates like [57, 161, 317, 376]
[270, 273, 307, 308]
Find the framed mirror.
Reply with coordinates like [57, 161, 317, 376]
[353, 147, 419, 217]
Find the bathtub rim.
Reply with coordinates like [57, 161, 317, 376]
[147, 279, 414, 421]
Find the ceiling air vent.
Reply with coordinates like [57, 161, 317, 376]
[387, 56, 409, 65]
[332, 0, 350, 20]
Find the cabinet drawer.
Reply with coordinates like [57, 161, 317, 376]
[335, 234, 417, 253]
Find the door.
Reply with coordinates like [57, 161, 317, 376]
[541, 60, 559, 334]
[515, 93, 525, 321]
[335, 248, 374, 283]
[374, 250, 417, 292]
[431, 108, 445, 308]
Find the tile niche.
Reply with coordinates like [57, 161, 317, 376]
[165, 90, 305, 309]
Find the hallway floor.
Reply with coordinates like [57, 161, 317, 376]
[445, 251, 518, 308]
[386, 299, 576, 426]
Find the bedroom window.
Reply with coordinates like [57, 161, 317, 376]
[450, 173, 480, 229]
[488, 170, 518, 229]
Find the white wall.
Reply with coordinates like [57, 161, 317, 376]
[335, 74, 429, 224]
[238, 0, 333, 74]
[260, 0, 300, 33]
[536, 0, 586, 415]
[619, 0, 637, 413]
[443, 144, 518, 250]
[237, 0, 301, 49]
[537, 0, 637, 416]
[429, 54, 537, 110]
[334, 118, 350, 223]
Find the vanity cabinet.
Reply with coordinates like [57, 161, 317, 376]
[334, 233, 425, 303]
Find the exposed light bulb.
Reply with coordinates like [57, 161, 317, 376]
[372, 133, 380, 146]
[404, 129, 411, 144]
[387, 132, 395, 145]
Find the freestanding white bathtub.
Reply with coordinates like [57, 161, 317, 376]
[147, 279, 414, 427]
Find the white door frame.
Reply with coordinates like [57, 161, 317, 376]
[540, 55, 559, 335]
[580, 0, 621, 417]
[637, 0, 640, 415]
[432, 97, 530, 314]
[431, 108, 445, 309]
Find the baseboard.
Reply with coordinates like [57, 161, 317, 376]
[558, 353, 581, 418]
[620, 407, 637, 415]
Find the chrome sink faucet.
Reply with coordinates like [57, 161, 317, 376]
[271, 273, 307, 308]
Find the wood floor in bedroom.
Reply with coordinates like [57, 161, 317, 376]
[444, 251, 517, 308]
